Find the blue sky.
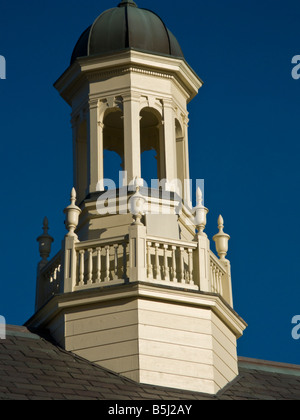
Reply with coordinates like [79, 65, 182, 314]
[1, 0, 300, 365]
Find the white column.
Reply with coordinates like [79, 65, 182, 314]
[123, 93, 141, 185]
[183, 115, 191, 207]
[163, 99, 177, 190]
[87, 99, 104, 194]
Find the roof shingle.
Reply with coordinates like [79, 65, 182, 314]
[1, 326, 300, 400]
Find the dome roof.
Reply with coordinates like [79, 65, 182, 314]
[71, 0, 184, 65]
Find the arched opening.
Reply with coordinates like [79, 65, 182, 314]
[103, 107, 124, 189]
[140, 107, 165, 189]
[76, 119, 88, 203]
[103, 150, 123, 189]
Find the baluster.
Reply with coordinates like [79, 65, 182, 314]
[163, 245, 170, 281]
[55, 265, 60, 292]
[105, 246, 110, 282]
[49, 268, 55, 296]
[79, 250, 85, 286]
[56, 265, 61, 293]
[188, 248, 194, 285]
[122, 242, 127, 280]
[87, 248, 93, 285]
[179, 247, 185, 284]
[114, 244, 119, 280]
[218, 268, 223, 296]
[154, 243, 161, 281]
[212, 265, 216, 292]
[53, 267, 58, 293]
[49, 268, 54, 284]
[215, 267, 218, 294]
[171, 246, 177, 283]
[146, 242, 153, 279]
[96, 247, 101, 283]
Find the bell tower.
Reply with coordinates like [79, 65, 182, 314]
[27, 0, 247, 395]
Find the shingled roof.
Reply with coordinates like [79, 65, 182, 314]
[1, 325, 300, 401]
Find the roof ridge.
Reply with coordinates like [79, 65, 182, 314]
[238, 356, 300, 377]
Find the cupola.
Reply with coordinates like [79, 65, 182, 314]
[27, 0, 247, 396]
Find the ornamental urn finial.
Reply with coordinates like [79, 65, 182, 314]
[213, 215, 230, 260]
[37, 217, 54, 263]
[63, 188, 82, 239]
[194, 187, 209, 236]
[129, 178, 146, 225]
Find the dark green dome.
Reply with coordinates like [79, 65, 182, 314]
[71, 0, 184, 65]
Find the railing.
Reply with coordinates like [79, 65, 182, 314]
[37, 233, 232, 309]
[209, 251, 226, 296]
[145, 237, 198, 290]
[39, 251, 62, 304]
[74, 236, 129, 289]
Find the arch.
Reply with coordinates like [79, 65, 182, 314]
[139, 107, 165, 188]
[103, 106, 124, 188]
[139, 97, 163, 118]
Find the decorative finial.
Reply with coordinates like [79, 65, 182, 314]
[196, 187, 203, 206]
[63, 188, 82, 240]
[70, 187, 76, 206]
[194, 187, 209, 237]
[42, 216, 49, 234]
[217, 215, 224, 231]
[118, 0, 137, 7]
[37, 217, 54, 264]
[129, 180, 146, 225]
[213, 215, 230, 260]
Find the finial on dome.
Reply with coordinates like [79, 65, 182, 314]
[118, 0, 137, 7]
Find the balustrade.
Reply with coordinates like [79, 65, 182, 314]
[39, 251, 62, 304]
[209, 251, 226, 296]
[75, 238, 129, 288]
[145, 238, 197, 289]
[37, 227, 232, 309]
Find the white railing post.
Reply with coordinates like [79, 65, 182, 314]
[61, 188, 81, 293]
[193, 187, 211, 292]
[221, 259, 233, 307]
[129, 223, 147, 282]
[194, 231, 211, 292]
[61, 236, 78, 292]
[128, 183, 147, 282]
[213, 215, 233, 306]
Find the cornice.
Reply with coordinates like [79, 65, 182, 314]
[54, 50, 203, 106]
[25, 281, 247, 339]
